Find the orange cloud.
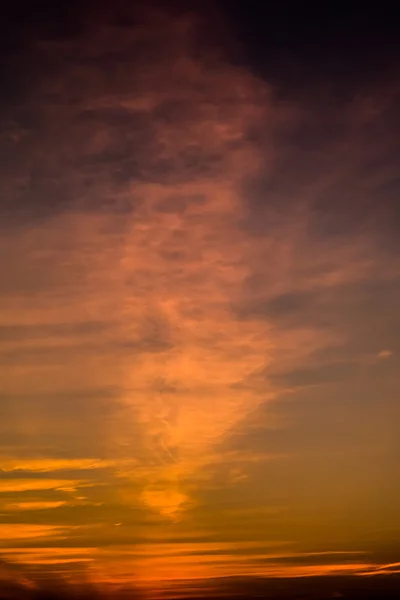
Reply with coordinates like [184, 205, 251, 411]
[0, 458, 115, 472]
[3, 501, 67, 511]
[0, 524, 67, 541]
[0, 479, 81, 492]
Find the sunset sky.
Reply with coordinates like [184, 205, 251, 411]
[0, 2, 399, 599]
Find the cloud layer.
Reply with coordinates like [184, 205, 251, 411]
[1, 2, 399, 596]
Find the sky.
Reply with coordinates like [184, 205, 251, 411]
[0, 2, 400, 599]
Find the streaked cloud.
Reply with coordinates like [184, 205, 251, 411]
[0, 458, 115, 473]
[2, 502, 67, 511]
[0, 480, 82, 493]
[0, 524, 69, 541]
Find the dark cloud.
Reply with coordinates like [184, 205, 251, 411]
[270, 361, 357, 388]
[0, 387, 119, 418]
[0, 388, 124, 459]
[237, 290, 314, 321]
[200, 573, 400, 599]
[240, 81, 400, 248]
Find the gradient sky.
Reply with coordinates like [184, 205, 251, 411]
[1, 2, 400, 599]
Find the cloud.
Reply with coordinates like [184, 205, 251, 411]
[0, 480, 83, 493]
[0, 524, 69, 542]
[0, 1, 399, 593]
[3, 502, 67, 511]
[0, 458, 116, 473]
[0, 7, 286, 521]
[0, 321, 108, 342]
[270, 361, 358, 388]
[378, 350, 393, 359]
